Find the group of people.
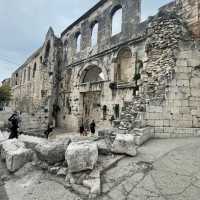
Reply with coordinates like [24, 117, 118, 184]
[80, 120, 96, 136]
[7, 112, 96, 139]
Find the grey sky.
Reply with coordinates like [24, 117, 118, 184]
[0, 0, 172, 82]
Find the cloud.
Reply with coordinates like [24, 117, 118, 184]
[0, 0, 172, 82]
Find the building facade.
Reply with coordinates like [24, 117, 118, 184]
[9, 0, 200, 137]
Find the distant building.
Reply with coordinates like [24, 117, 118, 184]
[1, 78, 11, 87]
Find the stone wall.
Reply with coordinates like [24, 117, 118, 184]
[10, 28, 62, 131]
[7, 0, 200, 136]
[177, 0, 200, 38]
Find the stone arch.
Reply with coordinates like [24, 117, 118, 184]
[80, 65, 103, 84]
[33, 63, 37, 78]
[78, 61, 108, 84]
[116, 47, 133, 82]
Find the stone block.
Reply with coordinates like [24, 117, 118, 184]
[19, 135, 47, 149]
[98, 128, 115, 138]
[1, 139, 33, 172]
[65, 141, 98, 173]
[111, 134, 137, 156]
[35, 138, 71, 164]
[96, 139, 111, 155]
[154, 120, 164, 127]
[176, 80, 190, 87]
[83, 178, 101, 195]
[134, 128, 154, 146]
[176, 59, 188, 67]
[163, 120, 170, 127]
[191, 89, 200, 97]
[148, 106, 163, 113]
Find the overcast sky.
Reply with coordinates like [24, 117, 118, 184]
[0, 0, 172, 82]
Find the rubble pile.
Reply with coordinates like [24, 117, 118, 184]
[118, 11, 189, 133]
[0, 128, 148, 197]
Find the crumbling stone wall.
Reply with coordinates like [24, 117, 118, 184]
[177, 0, 200, 38]
[10, 28, 62, 131]
[8, 0, 200, 137]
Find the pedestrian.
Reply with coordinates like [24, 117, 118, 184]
[90, 120, 96, 135]
[44, 123, 54, 139]
[80, 123, 84, 136]
[8, 111, 19, 139]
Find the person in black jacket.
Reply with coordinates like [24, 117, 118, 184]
[90, 120, 96, 135]
[44, 123, 54, 139]
[8, 112, 19, 139]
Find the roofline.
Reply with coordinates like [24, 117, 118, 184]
[61, 0, 107, 37]
[13, 47, 42, 74]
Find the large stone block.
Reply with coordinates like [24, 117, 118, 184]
[111, 134, 137, 156]
[134, 128, 155, 146]
[35, 138, 71, 164]
[66, 141, 98, 173]
[19, 135, 47, 149]
[1, 139, 33, 172]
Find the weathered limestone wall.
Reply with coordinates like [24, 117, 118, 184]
[58, 0, 143, 131]
[7, 0, 200, 136]
[145, 45, 200, 138]
[61, 0, 141, 66]
[10, 28, 62, 131]
[177, 0, 200, 38]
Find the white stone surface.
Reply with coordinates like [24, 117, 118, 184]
[83, 178, 101, 195]
[66, 141, 98, 173]
[111, 134, 137, 156]
[134, 128, 154, 146]
[1, 139, 33, 172]
[35, 138, 70, 164]
[19, 135, 47, 149]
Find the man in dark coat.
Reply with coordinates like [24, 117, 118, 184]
[90, 120, 96, 135]
[8, 112, 19, 139]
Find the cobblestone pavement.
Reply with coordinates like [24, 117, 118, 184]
[2, 137, 200, 200]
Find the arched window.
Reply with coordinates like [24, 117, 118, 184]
[15, 73, 18, 85]
[23, 69, 26, 83]
[117, 48, 132, 82]
[40, 56, 43, 64]
[81, 66, 104, 83]
[91, 22, 98, 47]
[33, 63, 37, 78]
[45, 41, 51, 60]
[76, 33, 81, 52]
[28, 67, 31, 81]
[111, 6, 122, 36]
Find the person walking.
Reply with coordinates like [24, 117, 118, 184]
[90, 120, 96, 135]
[79, 123, 84, 136]
[8, 112, 19, 139]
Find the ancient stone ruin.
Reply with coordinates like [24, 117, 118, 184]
[1, 0, 200, 198]
[4, 0, 199, 139]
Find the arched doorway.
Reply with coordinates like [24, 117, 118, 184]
[117, 48, 132, 83]
[80, 65, 105, 126]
